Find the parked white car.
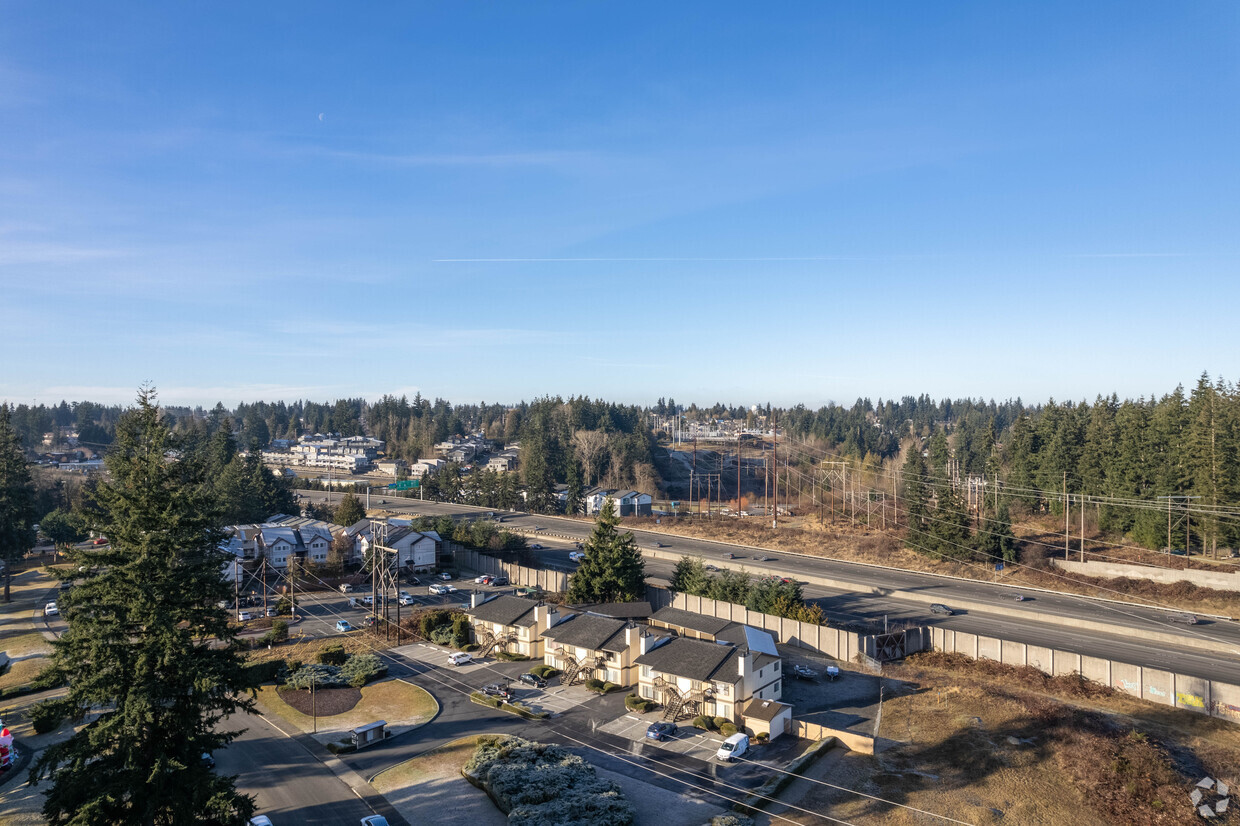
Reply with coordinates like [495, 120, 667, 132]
[448, 652, 472, 666]
[43, 601, 59, 617]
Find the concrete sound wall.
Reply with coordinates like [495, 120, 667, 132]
[1052, 558, 1240, 593]
[929, 626, 1240, 724]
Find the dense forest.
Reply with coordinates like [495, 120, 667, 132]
[7, 373, 1238, 551]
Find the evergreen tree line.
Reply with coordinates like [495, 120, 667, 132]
[667, 556, 826, 623]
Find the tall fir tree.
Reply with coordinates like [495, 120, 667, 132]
[333, 492, 366, 527]
[565, 500, 646, 603]
[31, 388, 257, 825]
[0, 404, 38, 602]
[901, 446, 930, 552]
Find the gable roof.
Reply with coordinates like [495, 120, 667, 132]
[649, 606, 733, 637]
[634, 636, 741, 683]
[716, 624, 779, 657]
[466, 594, 540, 628]
[540, 614, 629, 652]
[569, 601, 653, 620]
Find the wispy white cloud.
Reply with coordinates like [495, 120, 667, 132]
[0, 242, 130, 266]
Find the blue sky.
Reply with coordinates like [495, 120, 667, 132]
[2, 3, 1238, 409]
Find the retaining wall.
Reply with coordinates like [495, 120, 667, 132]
[1051, 558, 1240, 592]
[791, 721, 874, 754]
[929, 625, 1240, 724]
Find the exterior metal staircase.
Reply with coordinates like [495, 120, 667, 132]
[476, 629, 516, 658]
[653, 676, 715, 721]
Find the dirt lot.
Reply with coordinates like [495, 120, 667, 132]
[278, 686, 361, 716]
[621, 515, 1240, 617]
[775, 653, 1239, 825]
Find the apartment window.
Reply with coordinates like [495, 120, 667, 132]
[691, 680, 703, 691]
[774, 662, 780, 672]
[774, 680, 781, 694]
[640, 665, 653, 679]
[640, 684, 654, 700]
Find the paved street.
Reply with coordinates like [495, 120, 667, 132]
[299, 490, 1240, 684]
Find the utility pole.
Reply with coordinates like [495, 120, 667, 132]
[772, 409, 778, 528]
[1080, 494, 1086, 563]
[261, 558, 268, 620]
[737, 432, 742, 514]
[1063, 471, 1069, 556]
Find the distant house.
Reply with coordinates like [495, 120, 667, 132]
[411, 458, 445, 477]
[345, 519, 438, 572]
[584, 489, 615, 515]
[602, 490, 653, 517]
[486, 455, 516, 472]
[374, 459, 407, 476]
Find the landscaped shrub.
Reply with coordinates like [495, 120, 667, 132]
[693, 714, 715, 731]
[585, 678, 605, 692]
[30, 700, 65, 734]
[339, 653, 387, 687]
[624, 693, 656, 713]
[260, 619, 289, 645]
[245, 659, 286, 685]
[496, 651, 530, 662]
[316, 644, 348, 666]
[429, 626, 455, 646]
[713, 716, 730, 731]
[285, 663, 344, 689]
[712, 815, 754, 826]
[530, 665, 559, 679]
[754, 731, 769, 743]
[463, 736, 635, 826]
[450, 612, 471, 648]
[720, 722, 738, 737]
[461, 643, 479, 652]
[285, 657, 303, 674]
[470, 691, 503, 709]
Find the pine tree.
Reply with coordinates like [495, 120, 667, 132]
[333, 492, 366, 527]
[927, 479, 973, 560]
[667, 556, 710, 596]
[0, 404, 38, 602]
[901, 446, 930, 552]
[565, 500, 646, 603]
[31, 388, 257, 825]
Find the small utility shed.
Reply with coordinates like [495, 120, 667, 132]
[742, 698, 793, 740]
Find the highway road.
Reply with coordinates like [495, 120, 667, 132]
[298, 491, 1240, 684]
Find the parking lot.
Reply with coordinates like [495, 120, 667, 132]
[390, 641, 601, 718]
[598, 713, 728, 762]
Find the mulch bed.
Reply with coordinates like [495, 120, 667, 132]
[277, 686, 362, 716]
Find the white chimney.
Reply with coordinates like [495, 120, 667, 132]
[470, 591, 482, 609]
[639, 632, 651, 656]
[738, 648, 753, 681]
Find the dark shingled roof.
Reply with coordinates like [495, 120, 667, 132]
[649, 606, 733, 637]
[741, 698, 791, 722]
[540, 614, 629, 652]
[569, 601, 653, 620]
[466, 594, 539, 628]
[634, 636, 741, 683]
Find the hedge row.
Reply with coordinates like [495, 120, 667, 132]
[624, 693, 656, 713]
[469, 692, 550, 720]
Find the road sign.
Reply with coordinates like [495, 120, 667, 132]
[394, 480, 418, 490]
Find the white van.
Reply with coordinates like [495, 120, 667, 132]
[716, 732, 749, 762]
[448, 652, 472, 666]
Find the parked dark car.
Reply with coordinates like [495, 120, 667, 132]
[518, 672, 547, 689]
[482, 683, 512, 701]
[646, 721, 678, 741]
[491, 576, 509, 586]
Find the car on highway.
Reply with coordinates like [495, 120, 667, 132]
[236, 610, 255, 622]
[651, 541, 666, 548]
[722, 552, 736, 559]
[518, 672, 547, 688]
[1169, 612, 1199, 625]
[482, 683, 512, 701]
[335, 620, 353, 633]
[44, 601, 59, 617]
[475, 575, 493, 585]
[248, 817, 274, 826]
[929, 603, 954, 615]
[568, 551, 586, 562]
[448, 652, 472, 666]
[360, 816, 390, 826]
[492, 576, 509, 586]
[758, 556, 777, 562]
[529, 543, 545, 550]
[646, 721, 678, 741]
